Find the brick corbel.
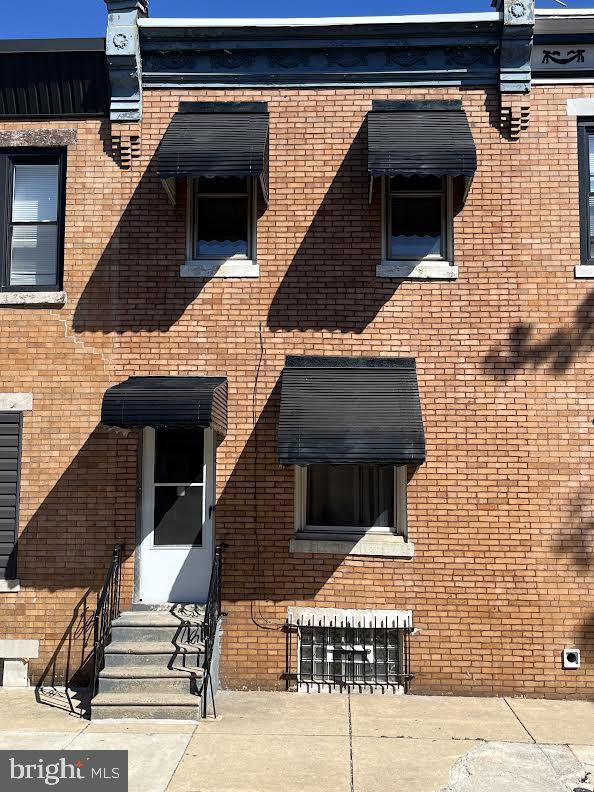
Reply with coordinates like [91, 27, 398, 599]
[500, 94, 531, 141]
[109, 122, 142, 169]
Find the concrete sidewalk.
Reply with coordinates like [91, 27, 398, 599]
[1, 689, 594, 792]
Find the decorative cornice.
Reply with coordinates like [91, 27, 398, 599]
[104, 0, 148, 121]
[499, 0, 534, 94]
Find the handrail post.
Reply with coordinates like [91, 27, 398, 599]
[91, 544, 124, 697]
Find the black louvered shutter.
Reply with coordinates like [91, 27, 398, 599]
[0, 413, 22, 580]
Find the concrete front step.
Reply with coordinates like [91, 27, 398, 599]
[111, 624, 199, 643]
[115, 610, 204, 627]
[92, 692, 201, 721]
[98, 665, 204, 695]
[103, 641, 204, 669]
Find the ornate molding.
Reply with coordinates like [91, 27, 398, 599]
[104, 0, 148, 121]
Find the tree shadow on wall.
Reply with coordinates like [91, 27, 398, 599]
[72, 137, 205, 334]
[483, 290, 594, 377]
[267, 122, 398, 333]
[12, 425, 137, 689]
[554, 489, 594, 571]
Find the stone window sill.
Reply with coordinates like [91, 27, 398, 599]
[0, 291, 66, 307]
[0, 580, 20, 593]
[575, 265, 594, 279]
[376, 261, 458, 280]
[289, 534, 415, 558]
[180, 260, 259, 279]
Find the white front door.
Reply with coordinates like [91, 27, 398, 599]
[137, 426, 215, 604]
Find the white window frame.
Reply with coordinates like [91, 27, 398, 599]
[377, 175, 457, 280]
[294, 464, 408, 540]
[181, 176, 259, 279]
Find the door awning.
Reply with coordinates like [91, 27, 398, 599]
[367, 100, 477, 199]
[156, 101, 269, 204]
[278, 356, 425, 466]
[101, 376, 228, 436]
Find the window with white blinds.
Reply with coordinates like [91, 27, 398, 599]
[1, 151, 65, 291]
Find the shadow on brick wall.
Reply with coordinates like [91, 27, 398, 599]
[267, 123, 399, 333]
[483, 290, 594, 377]
[13, 425, 136, 686]
[72, 146, 208, 333]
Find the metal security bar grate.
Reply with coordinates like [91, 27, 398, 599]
[286, 608, 413, 693]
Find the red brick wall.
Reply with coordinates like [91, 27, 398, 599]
[1, 84, 594, 696]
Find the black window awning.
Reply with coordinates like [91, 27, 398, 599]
[278, 356, 425, 466]
[367, 100, 477, 198]
[101, 376, 228, 436]
[156, 101, 269, 204]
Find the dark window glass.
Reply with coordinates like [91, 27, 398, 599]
[390, 195, 442, 259]
[195, 177, 249, 258]
[198, 176, 248, 194]
[1, 154, 65, 291]
[154, 486, 203, 546]
[389, 175, 442, 192]
[154, 427, 203, 484]
[306, 464, 394, 530]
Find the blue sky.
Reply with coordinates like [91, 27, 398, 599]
[2, 0, 593, 39]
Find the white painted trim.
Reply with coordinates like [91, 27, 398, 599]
[181, 261, 259, 278]
[535, 8, 594, 17]
[567, 99, 594, 117]
[380, 175, 455, 279]
[287, 606, 413, 629]
[0, 579, 20, 593]
[0, 394, 32, 412]
[184, 176, 258, 278]
[575, 264, 594, 278]
[377, 261, 458, 280]
[0, 292, 66, 307]
[289, 535, 415, 558]
[139, 13, 500, 29]
[294, 464, 408, 539]
[0, 639, 38, 658]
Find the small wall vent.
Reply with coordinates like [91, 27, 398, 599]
[563, 648, 581, 670]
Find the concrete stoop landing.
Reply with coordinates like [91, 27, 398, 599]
[92, 604, 206, 721]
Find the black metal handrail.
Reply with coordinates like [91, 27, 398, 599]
[201, 544, 225, 718]
[92, 544, 124, 696]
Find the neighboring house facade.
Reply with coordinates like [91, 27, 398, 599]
[2, 0, 594, 713]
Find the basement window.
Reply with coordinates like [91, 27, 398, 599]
[286, 608, 414, 693]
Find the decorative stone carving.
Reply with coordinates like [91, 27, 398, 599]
[104, 0, 148, 121]
[209, 50, 256, 70]
[445, 46, 488, 67]
[326, 50, 367, 68]
[269, 51, 310, 69]
[385, 48, 426, 67]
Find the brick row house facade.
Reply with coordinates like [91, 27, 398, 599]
[1, 0, 594, 716]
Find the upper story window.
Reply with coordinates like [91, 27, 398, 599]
[0, 150, 65, 292]
[186, 176, 257, 271]
[384, 175, 452, 264]
[578, 123, 594, 267]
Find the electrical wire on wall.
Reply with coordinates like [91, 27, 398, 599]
[250, 319, 284, 631]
